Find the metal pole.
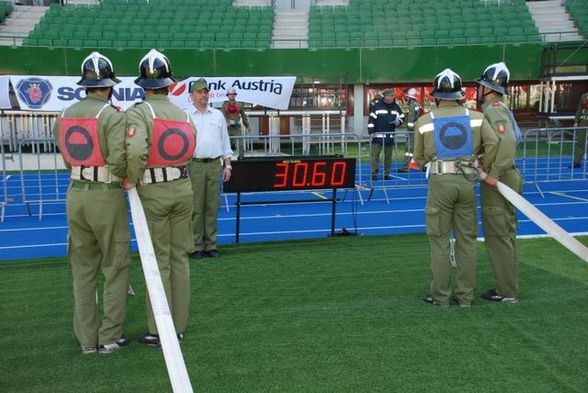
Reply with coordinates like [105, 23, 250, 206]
[330, 188, 337, 237]
[235, 192, 241, 244]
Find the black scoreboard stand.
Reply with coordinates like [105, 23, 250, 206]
[223, 156, 357, 243]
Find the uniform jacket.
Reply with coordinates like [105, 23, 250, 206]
[368, 99, 403, 145]
[222, 100, 249, 128]
[575, 92, 588, 125]
[413, 101, 498, 168]
[53, 93, 127, 178]
[125, 95, 197, 185]
[480, 97, 518, 179]
[405, 100, 421, 131]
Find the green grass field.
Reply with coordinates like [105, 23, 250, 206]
[1, 234, 587, 393]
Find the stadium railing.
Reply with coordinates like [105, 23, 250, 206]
[2, 110, 587, 220]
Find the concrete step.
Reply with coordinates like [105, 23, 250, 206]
[271, 40, 307, 49]
[233, 0, 271, 6]
[272, 9, 308, 48]
[0, 5, 47, 37]
[526, 0, 582, 42]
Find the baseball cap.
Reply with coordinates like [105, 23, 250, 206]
[189, 78, 208, 93]
[383, 88, 395, 97]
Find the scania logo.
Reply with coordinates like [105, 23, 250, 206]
[16, 77, 52, 109]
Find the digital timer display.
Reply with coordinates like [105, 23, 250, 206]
[224, 157, 356, 193]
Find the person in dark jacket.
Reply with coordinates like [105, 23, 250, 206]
[368, 88, 403, 180]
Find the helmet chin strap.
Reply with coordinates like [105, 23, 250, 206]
[476, 86, 493, 104]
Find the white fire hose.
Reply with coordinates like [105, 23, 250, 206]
[479, 170, 588, 264]
[127, 187, 194, 393]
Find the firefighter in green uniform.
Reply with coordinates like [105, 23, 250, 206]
[572, 92, 588, 168]
[125, 49, 197, 346]
[222, 87, 249, 156]
[53, 52, 131, 354]
[476, 62, 522, 304]
[399, 88, 421, 172]
[414, 69, 498, 307]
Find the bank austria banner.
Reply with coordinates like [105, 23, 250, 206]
[168, 76, 296, 110]
[6, 75, 296, 112]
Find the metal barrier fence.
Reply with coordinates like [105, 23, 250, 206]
[1, 114, 588, 221]
[521, 126, 588, 196]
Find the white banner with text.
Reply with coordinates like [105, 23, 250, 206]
[6, 75, 296, 112]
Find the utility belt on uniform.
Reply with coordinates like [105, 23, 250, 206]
[71, 166, 120, 183]
[372, 133, 394, 139]
[192, 156, 221, 163]
[429, 160, 478, 175]
[70, 179, 122, 191]
[141, 166, 188, 185]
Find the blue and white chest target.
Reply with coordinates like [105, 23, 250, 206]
[431, 110, 473, 159]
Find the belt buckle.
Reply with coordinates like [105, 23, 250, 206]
[81, 167, 92, 181]
[168, 167, 181, 180]
[103, 169, 112, 184]
[436, 161, 443, 174]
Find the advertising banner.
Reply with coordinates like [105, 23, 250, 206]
[168, 76, 296, 110]
[6, 75, 296, 112]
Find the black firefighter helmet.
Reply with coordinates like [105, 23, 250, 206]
[77, 51, 120, 87]
[476, 62, 510, 96]
[135, 49, 177, 89]
[431, 68, 465, 100]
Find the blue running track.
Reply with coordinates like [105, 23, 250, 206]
[1, 158, 587, 261]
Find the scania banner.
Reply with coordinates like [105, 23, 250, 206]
[0, 76, 11, 109]
[7, 75, 296, 112]
[9, 76, 145, 112]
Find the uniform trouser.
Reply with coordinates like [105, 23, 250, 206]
[481, 167, 522, 298]
[188, 159, 221, 252]
[138, 178, 193, 334]
[370, 141, 393, 176]
[66, 185, 131, 347]
[400, 130, 414, 169]
[228, 125, 242, 154]
[425, 174, 478, 305]
[573, 126, 587, 165]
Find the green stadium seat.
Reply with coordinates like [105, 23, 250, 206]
[422, 37, 436, 46]
[117, 32, 131, 41]
[23, 37, 38, 46]
[83, 39, 98, 47]
[241, 40, 256, 48]
[407, 38, 420, 47]
[479, 36, 496, 45]
[68, 39, 83, 47]
[393, 38, 408, 47]
[494, 26, 508, 36]
[158, 40, 171, 49]
[87, 31, 102, 40]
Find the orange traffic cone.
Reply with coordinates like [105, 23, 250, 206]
[409, 159, 420, 171]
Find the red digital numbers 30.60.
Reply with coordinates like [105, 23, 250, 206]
[273, 160, 348, 189]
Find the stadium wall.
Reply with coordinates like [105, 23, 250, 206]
[0, 44, 544, 82]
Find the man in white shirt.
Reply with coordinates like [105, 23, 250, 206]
[186, 78, 234, 259]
